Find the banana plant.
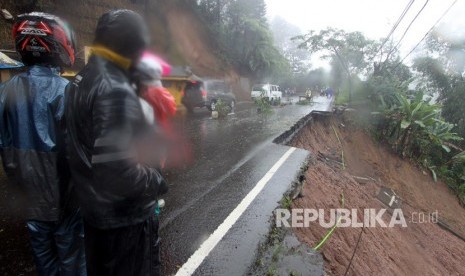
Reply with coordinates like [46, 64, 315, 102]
[426, 119, 463, 153]
[396, 93, 439, 130]
[389, 93, 439, 156]
[378, 91, 465, 205]
[452, 150, 465, 163]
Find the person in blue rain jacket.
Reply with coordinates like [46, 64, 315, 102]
[0, 12, 85, 276]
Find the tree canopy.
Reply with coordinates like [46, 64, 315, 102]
[413, 31, 465, 141]
[189, 0, 288, 81]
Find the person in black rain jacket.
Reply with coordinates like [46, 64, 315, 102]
[65, 9, 167, 276]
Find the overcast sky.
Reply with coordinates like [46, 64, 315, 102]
[265, 0, 465, 61]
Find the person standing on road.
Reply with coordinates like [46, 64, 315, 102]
[0, 13, 86, 275]
[133, 51, 176, 133]
[65, 10, 167, 276]
[326, 87, 334, 99]
[132, 50, 193, 172]
[131, 50, 177, 212]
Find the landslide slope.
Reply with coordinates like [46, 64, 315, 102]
[290, 113, 465, 275]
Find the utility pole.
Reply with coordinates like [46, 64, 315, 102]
[332, 46, 352, 105]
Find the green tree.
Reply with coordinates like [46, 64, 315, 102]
[191, 0, 288, 81]
[365, 58, 412, 109]
[413, 31, 465, 141]
[295, 28, 378, 102]
[270, 16, 310, 76]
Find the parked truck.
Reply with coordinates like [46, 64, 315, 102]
[251, 84, 282, 105]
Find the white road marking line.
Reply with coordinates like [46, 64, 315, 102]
[175, 147, 297, 276]
[389, 195, 396, 207]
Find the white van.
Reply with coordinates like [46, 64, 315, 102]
[251, 84, 282, 104]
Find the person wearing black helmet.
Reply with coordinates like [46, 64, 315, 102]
[65, 9, 167, 276]
[0, 12, 86, 275]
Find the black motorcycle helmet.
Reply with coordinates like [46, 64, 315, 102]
[13, 12, 76, 67]
[94, 9, 150, 62]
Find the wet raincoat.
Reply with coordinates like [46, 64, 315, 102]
[0, 65, 86, 275]
[64, 11, 166, 230]
[66, 10, 167, 275]
[0, 65, 71, 221]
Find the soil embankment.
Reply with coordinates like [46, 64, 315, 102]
[290, 113, 465, 275]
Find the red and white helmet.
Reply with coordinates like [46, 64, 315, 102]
[13, 12, 76, 67]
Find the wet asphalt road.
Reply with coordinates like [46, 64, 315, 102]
[160, 96, 331, 275]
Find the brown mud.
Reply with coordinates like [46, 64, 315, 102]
[290, 113, 465, 276]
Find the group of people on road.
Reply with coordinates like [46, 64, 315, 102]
[0, 9, 174, 276]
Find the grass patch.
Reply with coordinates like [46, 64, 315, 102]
[255, 98, 273, 114]
[335, 89, 350, 105]
[266, 263, 277, 276]
[296, 99, 312, 105]
[214, 99, 231, 118]
[281, 196, 293, 209]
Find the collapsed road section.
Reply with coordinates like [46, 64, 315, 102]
[281, 111, 465, 275]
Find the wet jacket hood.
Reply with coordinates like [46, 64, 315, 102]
[93, 9, 149, 61]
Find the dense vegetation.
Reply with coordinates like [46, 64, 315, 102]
[185, 0, 289, 82]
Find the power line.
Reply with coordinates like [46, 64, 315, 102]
[383, 0, 430, 63]
[343, 227, 364, 276]
[373, 0, 416, 60]
[394, 0, 458, 69]
[354, 0, 415, 71]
